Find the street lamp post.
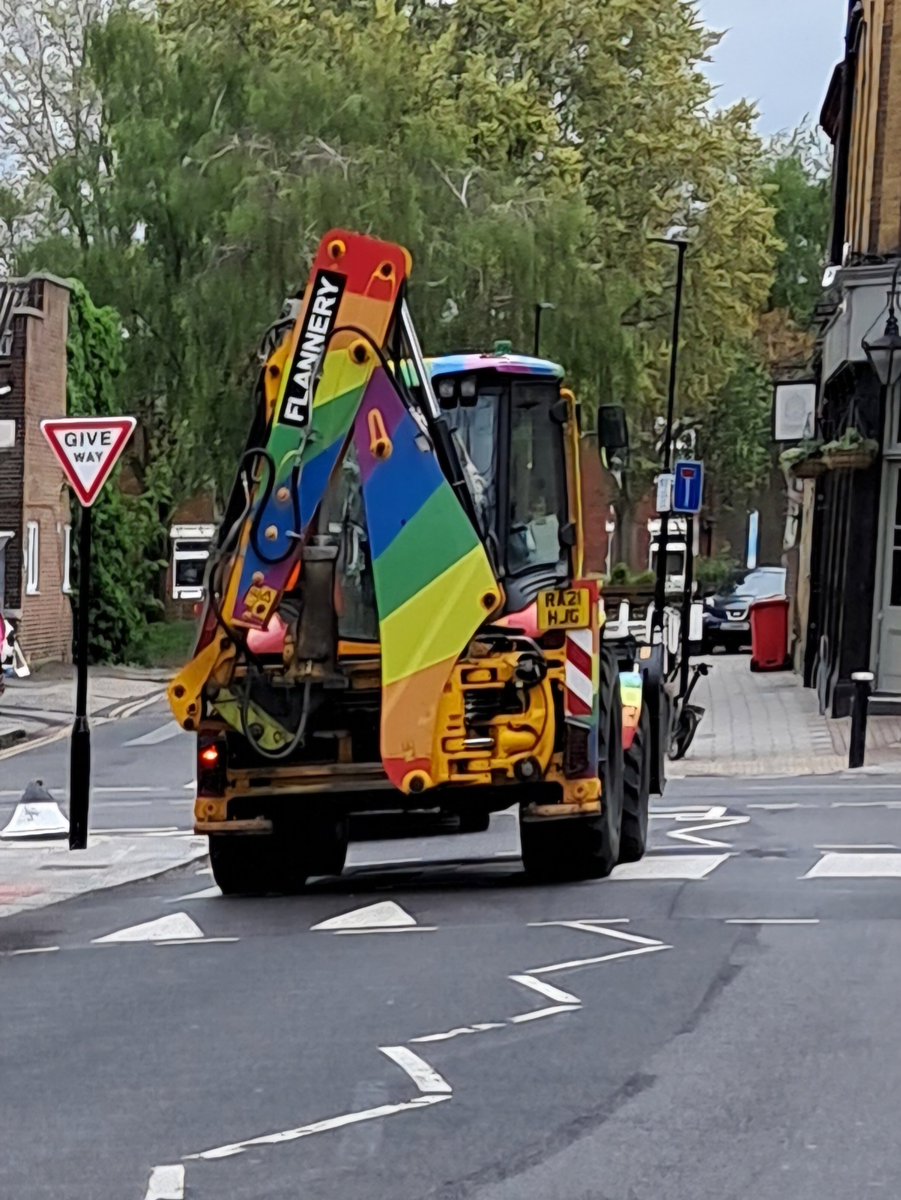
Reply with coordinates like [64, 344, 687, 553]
[649, 237, 688, 648]
[533, 301, 555, 357]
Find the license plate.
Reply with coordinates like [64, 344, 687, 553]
[537, 588, 590, 631]
[720, 621, 749, 631]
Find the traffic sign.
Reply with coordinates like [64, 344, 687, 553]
[656, 472, 674, 514]
[39, 415, 136, 850]
[40, 416, 136, 507]
[673, 459, 704, 515]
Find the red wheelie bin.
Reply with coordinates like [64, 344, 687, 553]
[749, 596, 790, 671]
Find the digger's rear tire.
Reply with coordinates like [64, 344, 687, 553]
[520, 647, 624, 882]
[209, 813, 348, 896]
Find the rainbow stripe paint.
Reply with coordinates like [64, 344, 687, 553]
[352, 368, 498, 789]
[226, 231, 410, 629]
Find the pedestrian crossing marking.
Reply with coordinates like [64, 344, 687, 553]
[610, 854, 731, 881]
[802, 852, 901, 879]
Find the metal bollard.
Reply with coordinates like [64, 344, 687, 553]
[849, 671, 875, 769]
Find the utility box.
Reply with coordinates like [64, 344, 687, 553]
[169, 524, 216, 603]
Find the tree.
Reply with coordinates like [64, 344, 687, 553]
[9, 0, 787, 601]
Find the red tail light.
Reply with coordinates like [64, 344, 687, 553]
[197, 738, 226, 796]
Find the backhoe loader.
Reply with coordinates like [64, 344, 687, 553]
[168, 229, 667, 892]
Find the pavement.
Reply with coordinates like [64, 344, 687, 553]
[3, 770, 901, 1198]
[0, 662, 169, 745]
[673, 651, 901, 776]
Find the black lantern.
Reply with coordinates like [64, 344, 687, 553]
[863, 263, 901, 388]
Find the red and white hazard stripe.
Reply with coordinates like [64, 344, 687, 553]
[565, 629, 594, 719]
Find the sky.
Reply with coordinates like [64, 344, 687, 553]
[698, 0, 849, 133]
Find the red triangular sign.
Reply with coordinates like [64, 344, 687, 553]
[40, 417, 137, 507]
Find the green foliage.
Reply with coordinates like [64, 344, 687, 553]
[762, 127, 832, 325]
[779, 438, 823, 470]
[66, 280, 164, 662]
[11, 0, 780, 516]
[127, 618, 196, 668]
[607, 563, 655, 588]
[695, 552, 740, 593]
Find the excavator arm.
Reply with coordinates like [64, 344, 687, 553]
[169, 230, 500, 792]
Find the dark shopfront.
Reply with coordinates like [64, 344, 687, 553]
[805, 360, 883, 716]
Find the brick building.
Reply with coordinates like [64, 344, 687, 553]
[794, 0, 901, 714]
[0, 276, 73, 664]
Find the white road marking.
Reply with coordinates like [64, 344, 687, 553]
[93, 827, 180, 835]
[509, 1004, 580, 1023]
[509, 974, 580, 1005]
[528, 943, 671, 976]
[144, 1163, 185, 1200]
[311, 900, 418, 931]
[0, 726, 68, 761]
[123, 721, 183, 747]
[168, 886, 221, 902]
[529, 921, 661, 947]
[379, 1046, 453, 1095]
[184, 781, 196, 790]
[92, 912, 204, 944]
[410, 1023, 505, 1044]
[330, 927, 436, 935]
[156, 937, 239, 946]
[803, 852, 901, 879]
[725, 918, 820, 925]
[94, 786, 157, 793]
[610, 854, 731, 880]
[815, 844, 898, 850]
[345, 856, 424, 868]
[666, 816, 750, 848]
[187, 1096, 449, 1161]
[747, 802, 805, 810]
[529, 918, 631, 926]
[831, 801, 901, 809]
[8, 946, 60, 956]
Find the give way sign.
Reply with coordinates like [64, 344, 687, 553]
[41, 416, 137, 507]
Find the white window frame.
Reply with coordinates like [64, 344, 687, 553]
[25, 520, 39, 595]
[62, 523, 72, 594]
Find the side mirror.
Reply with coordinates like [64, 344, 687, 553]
[597, 405, 629, 457]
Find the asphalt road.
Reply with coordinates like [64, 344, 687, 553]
[3, 716, 901, 1199]
[0, 697, 195, 834]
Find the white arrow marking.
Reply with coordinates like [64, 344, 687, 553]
[187, 1096, 449, 1161]
[410, 1023, 505, 1044]
[509, 974, 581, 1005]
[379, 1046, 453, 1095]
[144, 1164, 184, 1199]
[311, 900, 419, 931]
[168, 886, 221, 902]
[92, 913, 204, 944]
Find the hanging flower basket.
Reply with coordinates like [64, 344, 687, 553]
[820, 432, 879, 471]
[823, 449, 875, 470]
[791, 457, 828, 479]
[779, 440, 825, 481]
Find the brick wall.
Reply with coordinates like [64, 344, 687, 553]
[19, 279, 73, 663]
[0, 301, 25, 613]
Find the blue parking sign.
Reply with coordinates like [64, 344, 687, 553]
[673, 460, 704, 514]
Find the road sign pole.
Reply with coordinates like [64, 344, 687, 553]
[69, 504, 92, 850]
[679, 514, 694, 698]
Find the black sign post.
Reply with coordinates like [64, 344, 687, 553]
[69, 504, 92, 850]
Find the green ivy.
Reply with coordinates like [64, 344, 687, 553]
[66, 280, 165, 662]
